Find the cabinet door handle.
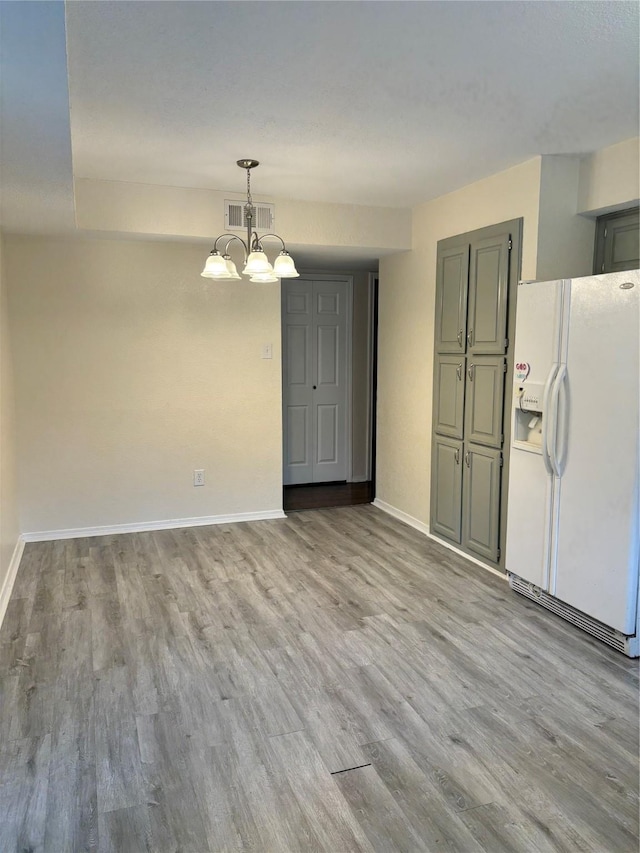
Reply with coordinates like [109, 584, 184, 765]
[465, 451, 471, 467]
[455, 448, 460, 465]
[467, 329, 473, 347]
[467, 363, 475, 381]
[457, 330, 464, 348]
[456, 363, 463, 381]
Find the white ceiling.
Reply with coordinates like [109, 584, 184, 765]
[1, 1, 638, 236]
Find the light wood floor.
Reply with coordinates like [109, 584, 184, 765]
[1, 505, 638, 852]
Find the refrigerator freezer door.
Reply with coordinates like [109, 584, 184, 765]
[552, 271, 639, 634]
[512, 280, 564, 387]
[505, 280, 564, 588]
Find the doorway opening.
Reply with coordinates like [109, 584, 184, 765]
[282, 272, 378, 511]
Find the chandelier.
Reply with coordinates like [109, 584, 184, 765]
[201, 159, 299, 282]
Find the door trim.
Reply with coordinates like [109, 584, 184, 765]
[282, 274, 354, 483]
[364, 272, 377, 483]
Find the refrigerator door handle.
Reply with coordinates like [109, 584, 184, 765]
[552, 365, 569, 476]
[541, 363, 558, 476]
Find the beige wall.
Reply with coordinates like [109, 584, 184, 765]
[0, 233, 20, 585]
[6, 236, 283, 534]
[578, 137, 640, 214]
[74, 178, 412, 256]
[536, 155, 596, 281]
[376, 157, 542, 524]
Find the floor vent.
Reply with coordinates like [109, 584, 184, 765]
[508, 573, 637, 657]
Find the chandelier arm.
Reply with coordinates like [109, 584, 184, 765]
[213, 233, 249, 256]
[222, 235, 249, 257]
[252, 233, 287, 252]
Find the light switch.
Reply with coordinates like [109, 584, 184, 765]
[261, 343, 273, 359]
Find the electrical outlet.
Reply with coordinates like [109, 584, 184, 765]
[193, 469, 205, 486]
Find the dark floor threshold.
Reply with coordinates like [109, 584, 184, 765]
[284, 481, 374, 512]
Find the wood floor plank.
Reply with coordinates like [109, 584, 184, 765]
[98, 802, 171, 853]
[267, 729, 375, 852]
[347, 663, 504, 813]
[0, 504, 637, 852]
[94, 665, 148, 814]
[90, 593, 125, 672]
[361, 737, 484, 852]
[333, 763, 427, 852]
[44, 692, 98, 852]
[0, 734, 51, 853]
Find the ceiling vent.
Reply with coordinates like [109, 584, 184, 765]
[224, 199, 275, 233]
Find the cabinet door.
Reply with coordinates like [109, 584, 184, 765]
[464, 356, 505, 448]
[433, 355, 465, 439]
[431, 436, 463, 543]
[594, 208, 639, 274]
[462, 443, 502, 562]
[435, 245, 469, 353]
[467, 234, 509, 355]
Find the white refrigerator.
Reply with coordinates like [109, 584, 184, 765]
[505, 270, 639, 656]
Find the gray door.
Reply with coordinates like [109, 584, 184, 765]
[313, 281, 348, 482]
[431, 436, 463, 543]
[464, 356, 506, 449]
[282, 279, 348, 485]
[434, 245, 469, 353]
[462, 443, 502, 562]
[467, 234, 509, 355]
[433, 355, 465, 439]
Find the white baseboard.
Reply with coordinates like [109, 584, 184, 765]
[372, 498, 505, 580]
[22, 509, 287, 543]
[0, 536, 25, 629]
[372, 498, 430, 536]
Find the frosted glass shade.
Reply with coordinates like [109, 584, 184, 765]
[273, 251, 299, 278]
[223, 256, 241, 279]
[243, 251, 273, 275]
[250, 271, 279, 283]
[201, 252, 230, 278]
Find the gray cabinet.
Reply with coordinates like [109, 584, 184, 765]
[467, 234, 509, 355]
[435, 245, 469, 353]
[594, 208, 639, 274]
[462, 444, 502, 562]
[433, 355, 465, 439]
[464, 356, 506, 448]
[431, 436, 463, 543]
[431, 218, 521, 571]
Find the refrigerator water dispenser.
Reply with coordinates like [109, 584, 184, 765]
[513, 381, 546, 450]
